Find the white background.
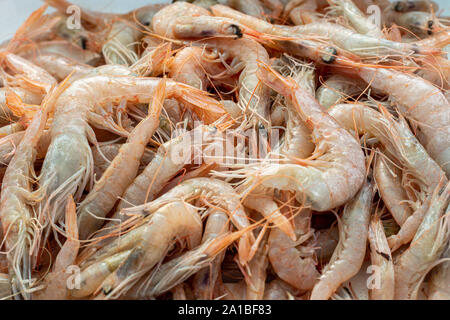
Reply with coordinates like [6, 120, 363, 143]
[0, 0, 448, 42]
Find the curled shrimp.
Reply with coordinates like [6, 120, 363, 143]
[310, 179, 375, 300]
[122, 177, 256, 265]
[37, 75, 225, 249]
[240, 62, 365, 212]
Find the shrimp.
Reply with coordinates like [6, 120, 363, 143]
[310, 179, 374, 300]
[168, 46, 229, 91]
[316, 75, 367, 109]
[353, 67, 450, 176]
[427, 246, 450, 300]
[394, 179, 449, 300]
[329, 0, 384, 38]
[152, 2, 246, 40]
[0, 273, 11, 300]
[367, 212, 395, 300]
[244, 235, 268, 299]
[283, 0, 327, 25]
[129, 227, 255, 299]
[268, 208, 320, 291]
[26, 53, 92, 82]
[107, 125, 222, 226]
[211, 4, 432, 57]
[385, 10, 439, 38]
[0, 52, 57, 94]
[33, 196, 79, 300]
[198, 37, 271, 128]
[37, 76, 224, 250]
[240, 62, 365, 212]
[84, 201, 202, 299]
[225, 0, 266, 19]
[92, 143, 155, 181]
[192, 209, 230, 300]
[244, 194, 296, 240]
[0, 88, 42, 126]
[76, 80, 166, 240]
[0, 83, 67, 300]
[102, 19, 141, 66]
[389, 0, 439, 13]
[122, 178, 256, 265]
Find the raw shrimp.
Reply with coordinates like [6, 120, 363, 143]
[76, 80, 166, 240]
[241, 63, 365, 212]
[244, 235, 268, 299]
[192, 209, 230, 300]
[329, 0, 384, 38]
[129, 227, 255, 299]
[92, 143, 155, 181]
[374, 156, 412, 226]
[368, 213, 395, 300]
[122, 178, 256, 265]
[27, 53, 92, 82]
[353, 67, 450, 176]
[385, 10, 439, 37]
[33, 196, 79, 300]
[315, 75, 367, 109]
[394, 179, 449, 300]
[37, 75, 225, 248]
[310, 179, 374, 300]
[152, 2, 246, 40]
[199, 37, 271, 128]
[244, 195, 295, 239]
[102, 19, 141, 66]
[88, 201, 203, 299]
[427, 246, 450, 300]
[0, 52, 57, 94]
[108, 125, 222, 226]
[0, 83, 66, 300]
[168, 46, 228, 91]
[268, 208, 319, 291]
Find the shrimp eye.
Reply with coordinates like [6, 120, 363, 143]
[427, 20, 434, 35]
[394, 1, 404, 12]
[321, 47, 337, 64]
[80, 36, 87, 50]
[143, 21, 151, 26]
[230, 24, 243, 39]
[102, 285, 112, 295]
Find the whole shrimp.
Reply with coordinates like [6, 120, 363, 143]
[351, 66, 450, 176]
[240, 62, 365, 212]
[76, 80, 166, 240]
[268, 208, 320, 291]
[37, 75, 225, 249]
[71, 201, 202, 298]
[122, 178, 256, 265]
[394, 179, 449, 300]
[192, 209, 230, 300]
[33, 196, 79, 300]
[0, 83, 66, 300]
[310, 179, 374, 300]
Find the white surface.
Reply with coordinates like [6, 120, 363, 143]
[0, 0, 448, 42]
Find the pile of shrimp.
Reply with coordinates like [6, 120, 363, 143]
[0, 0, 448, 300]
